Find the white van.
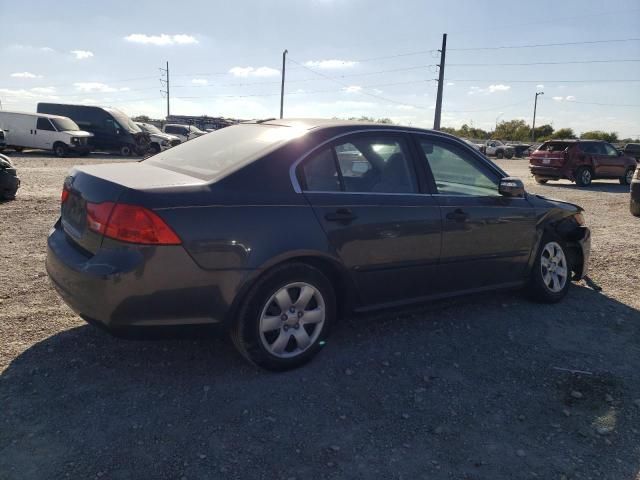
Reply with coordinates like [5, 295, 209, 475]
[0, 111, 93, 157]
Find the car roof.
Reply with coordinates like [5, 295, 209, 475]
[0, 110, 75, 121]
[250, 118, 439, 134]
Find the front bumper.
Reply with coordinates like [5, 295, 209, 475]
[68, 144, 91, 154]
[46, 220, 248, 329]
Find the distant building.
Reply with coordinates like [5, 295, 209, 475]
[165, 115, 239, 131]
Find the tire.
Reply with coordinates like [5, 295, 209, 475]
[527, 235, 572, 303]
[120, 145, 133, 157]
[53, 143, 67, 158]
[149, 143, 161, 155]
[230, 262, 336, 371]
[574, 166, 592, 187]
[505, 151, 514, 159]
[496, 150, 504, 159]
[13, 147, 23, 153]
[631, 199, 640, 217]
[620, 168, 634, 186]
[535, 176, 548, 184]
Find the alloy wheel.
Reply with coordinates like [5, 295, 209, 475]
[259, 282, 326, 359]
[581, 169, 591, 185]
[540, 242, 568, 293]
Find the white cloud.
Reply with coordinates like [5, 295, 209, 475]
[552, 96, 564, 101]
[304, 59, 358, 69]
[11, 72, 41, 79]
[124, 34, 198, 46]
[565, 95, 576, 101]
[343, 85, 362, 93]
[228, 66, 280, 78]
[536, 84, 544, 89]
[371, 88, 383, 94]
[30, 87, 56, 94]
[488, 84, 510, 93]
[396, 105, 416, 111]
[71, 50, 94, 60]
[191, 78, 208, 85]
[446, 82, 455, 86]
[40, 47, 54, 53]
[0, 87, 59, 100]
[73, 82, 117, 93]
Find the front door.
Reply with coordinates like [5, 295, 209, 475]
[415, 135, 537, 293]
[35, 117, 57, 150]
[297, 133, 442, 307]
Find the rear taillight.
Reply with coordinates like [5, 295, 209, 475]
[61, 186, 70, 204]
[86, 202, 181, 245]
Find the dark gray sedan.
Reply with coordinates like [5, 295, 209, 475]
[46, 119, 591, 370]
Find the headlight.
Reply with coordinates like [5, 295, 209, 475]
[71, 137, 79, 144]
[574, 212, 586, 226]
[161, 140, 169, 146]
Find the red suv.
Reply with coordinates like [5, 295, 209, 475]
[530, 140, 637, 187]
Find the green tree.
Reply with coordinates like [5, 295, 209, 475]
[494, 119, 530, 141]
[580, 130, 619, 143]
[534, 124, 554, 140]
[550, 128, 577, 139]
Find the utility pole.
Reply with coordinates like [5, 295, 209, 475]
[531, 91, 544, 142]
[280, 49, 288, 119]
[160, 61, 170, 118]
[433, 33, 447, 130]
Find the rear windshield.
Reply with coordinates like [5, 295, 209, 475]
[537, 141, 572, 152]
[51, 117, 80, 132]
[145, 124, 308, 180]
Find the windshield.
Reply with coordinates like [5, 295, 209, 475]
[51, 117, 80, 132]
[138, 123, 162, 134]
[146, 124, 308, 180]
[190, 125, 205, 134]
[105, 108, 141, 133]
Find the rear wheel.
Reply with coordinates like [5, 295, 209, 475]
[575, 166, 592, 187]
[496, 150, 504, 159]
[230, 263, 335, 371]
[620, 167, 634, 186]
[535, 176, 548, 184]
[527, 236, 571, 303]
[505, 151, 513, 159]
[53, 143, 67, 158]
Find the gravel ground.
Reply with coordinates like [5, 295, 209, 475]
[1, 152, 639, 480]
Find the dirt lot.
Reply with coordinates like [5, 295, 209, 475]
[1, 152, 639, 480]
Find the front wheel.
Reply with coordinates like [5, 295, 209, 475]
[53, 143, 67, 158]
[496, 150, 504, 159]
[535, 176, 548, 184]
[527, 236, 571, 303]
[620, 168, 634, 186]
[119, 144, 133, 157]
[575, 166, 592, 187]
[230, 263, 335, 371]
[505, 151, 514, 159]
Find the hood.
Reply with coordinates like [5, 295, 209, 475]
[62, 130, 93, 138]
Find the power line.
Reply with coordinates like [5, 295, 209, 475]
[448, 37, 640, 51]
[448, 59, 640, 67]
[446, 79, 640, 84]
[565, 100, 640, 108]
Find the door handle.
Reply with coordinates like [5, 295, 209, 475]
[446, 208, 469, 222]
[325, 208, 357, 223]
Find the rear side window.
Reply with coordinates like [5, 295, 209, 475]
[299, 135, 417, 194]
[37, 118, 55, 131]
[538, 141, 571, 152]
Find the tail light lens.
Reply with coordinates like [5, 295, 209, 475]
[61, 185, 70, 204]
[86, 201, 181, 245]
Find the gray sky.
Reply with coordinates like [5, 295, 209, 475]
[1, 0, 639, 137]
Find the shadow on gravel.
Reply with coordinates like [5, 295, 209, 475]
[1, 285, 639, 479]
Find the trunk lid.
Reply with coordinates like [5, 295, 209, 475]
[61, 163, 205, 253]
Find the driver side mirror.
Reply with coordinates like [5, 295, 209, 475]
[499, 177, 525, 197]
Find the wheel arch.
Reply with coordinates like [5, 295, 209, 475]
[223, 251, 357, 328]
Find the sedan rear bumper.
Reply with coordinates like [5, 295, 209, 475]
[46, 220, 249, 329]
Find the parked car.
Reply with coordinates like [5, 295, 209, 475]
[508, 143, 532, 158]
[622, 143, 640, 162]
[162, 123, 206, 143]
[46, 119, 590, 370]
[0, 154, 20, 200]
[37, 103, 150, 156]
[0, 129, 6, 151]
[135, 122, 181, 154]
[530, 140, 637, 186]
[631, 166, 640, 216]
[462, 138, 481, 151]
[0, 111, 93, 157]
[478, 140, 514, 159]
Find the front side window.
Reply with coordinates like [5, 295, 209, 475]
[36, 118, 55, 131]
[419, 139, 499, 196]
[603, 143, 618, 157]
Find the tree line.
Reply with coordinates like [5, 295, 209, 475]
[441, 120, 638, 144]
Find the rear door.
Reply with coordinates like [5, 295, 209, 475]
[599, 142, 626, 177]
[297, 132, 442, 307]
[415, 134, 537, 292]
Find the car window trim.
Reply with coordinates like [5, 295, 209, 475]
[291, 128, 467, 195]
